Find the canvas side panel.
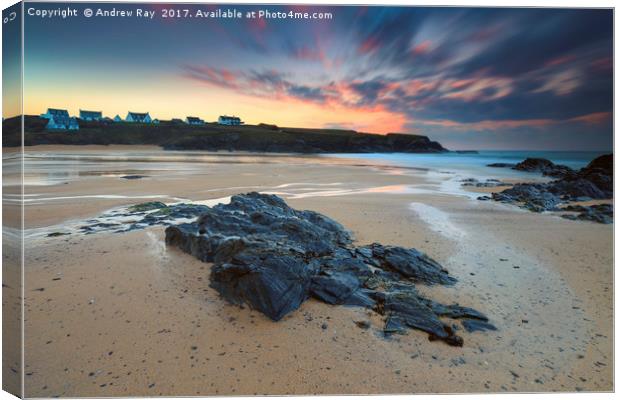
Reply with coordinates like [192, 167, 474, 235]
[2, 2, 24, 398]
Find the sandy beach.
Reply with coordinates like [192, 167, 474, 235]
[8, 146, 612, 396]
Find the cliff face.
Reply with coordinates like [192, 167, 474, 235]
[4, 116, 448, 153]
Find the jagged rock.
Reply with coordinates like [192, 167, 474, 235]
[462, 319, 499, 333]
[359, 243, 456, 285]
[567, 154, 612, 198]
[211, 253, 314, 321]
[491, 184, 562, 212]
[513, 158, 575, 178]
[128, 201, 167, 212]
[460, 178, 512, 188]
[47, 231, 70, 237]
[165, 192, 494, 345]
[487, 163, 515, 168]
[486, 155, 613, 222]
[561, 204, 613, 224]
[548, 178, 608, 199]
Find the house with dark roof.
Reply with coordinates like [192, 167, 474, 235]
[79, 110, 103, 121]
[218, 115, 243, 125]
[41, 108, 79, 131]
[113, 115, 123, 122]
[125, 111, 152, 123]
[185, 116, 205, 125]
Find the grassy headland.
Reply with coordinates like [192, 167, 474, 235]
[3, 116, 446, 153]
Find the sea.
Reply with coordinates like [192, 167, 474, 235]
[328, 150, 607, 180]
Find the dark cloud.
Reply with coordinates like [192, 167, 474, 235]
[349, 80, 390, 105]
[176, 6, 612, 149]
[454, 9, 613, 77]
[183, 65, 329, 104]
[287, 85, 326, 102]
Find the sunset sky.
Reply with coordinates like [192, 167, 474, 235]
[18, 4, 613, 150]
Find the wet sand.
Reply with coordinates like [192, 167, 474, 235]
[14, 147, 613, 396]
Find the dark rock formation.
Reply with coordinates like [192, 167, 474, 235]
[492, 183, 562, 212]
[487, 158, 575, 178]
[487, 163, 515, 168]
[47, 231, 71, 237]
[128, 201, 168, 212]
[71, 202, 212, 235]
[486, 154, 613, 223]
[572, 154, 613, 197]
[165, 193, 494, 345]
[461, 178, 512, 188]
[513, 158, 575, 178]
[561, 204, 613, 224]
[462, 319, 498, 333]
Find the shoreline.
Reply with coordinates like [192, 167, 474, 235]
[14, 148, 613, 395]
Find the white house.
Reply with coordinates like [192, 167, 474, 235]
[125, 112, 152, 123]
[152, 119, 160, 124]
[79, 110, 103, 121]
[41, 108, 69, 119]
[186, 116, 204, 125]
[218, 115, 243, 125]
[41, 108, 79, 131]
[46, 116, 79, 131]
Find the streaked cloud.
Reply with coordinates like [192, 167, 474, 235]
[23, 4, 612, 150]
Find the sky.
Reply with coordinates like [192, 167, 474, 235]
[18, 4, 613, 150]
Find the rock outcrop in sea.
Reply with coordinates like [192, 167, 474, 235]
[485, 154, 613, 223]
[487, 157, 575, 178]
[512, 158, 575, 178]
[165, 192, 494, 346]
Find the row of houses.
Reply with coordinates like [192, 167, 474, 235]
[40, 108, 244, 131]
[41, 108, 80, 130]
[185, 115, 243, 125]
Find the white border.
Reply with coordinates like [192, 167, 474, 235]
[0, 1, 616, 400]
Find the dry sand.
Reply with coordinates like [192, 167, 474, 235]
[5, 147, 613, 396]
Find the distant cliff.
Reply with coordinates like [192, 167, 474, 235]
[3, 116, 447, 153]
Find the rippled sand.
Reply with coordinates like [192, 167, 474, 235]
[8, 146, 612, 396]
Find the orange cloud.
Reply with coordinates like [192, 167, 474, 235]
[415, 111, 612, 131]
[544, 54, 576, 68]
[590, 57, 612, 71]
[359, 37, 380, 54]
[412, 40, 432, 55]
[568, 111, 612, 125]
[442, 76, 513, 101]
[416, 117, 555, 130]
[533, 69, 580, 96]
